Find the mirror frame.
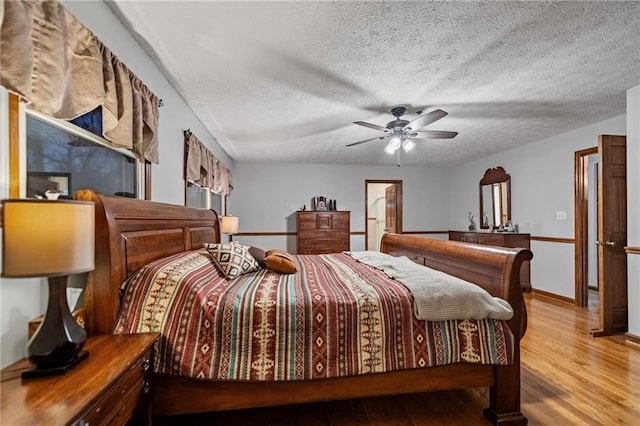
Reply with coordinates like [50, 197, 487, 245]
[479, 166, 511, 229]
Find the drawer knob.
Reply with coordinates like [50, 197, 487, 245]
[143, 358, 151, 372]
[143, 381, 151, 394]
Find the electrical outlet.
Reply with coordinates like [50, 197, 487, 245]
[556, 211, 567, 220]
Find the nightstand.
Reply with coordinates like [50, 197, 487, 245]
[1, 333, 158, 425]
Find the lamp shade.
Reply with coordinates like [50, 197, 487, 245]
[220, 215, 239, 235]
[2, 200, 95, 278]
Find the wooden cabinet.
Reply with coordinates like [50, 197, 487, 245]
[449, 231, 531, 292]
[1, 333, 158, 426]
[297, 211, 350, 254]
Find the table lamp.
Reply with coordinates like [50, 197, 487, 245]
[1, 199, 95, 378]
[220, 215, 239, 242]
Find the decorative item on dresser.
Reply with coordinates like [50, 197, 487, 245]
[296, 210, 350, 254]
[0, 333, 158, 426]
[449, 230, 532, 292]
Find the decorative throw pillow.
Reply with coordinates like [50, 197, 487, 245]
[264, 249, 297, 274]
[248, 246, 267, 268]
[203, 243, 260, 279]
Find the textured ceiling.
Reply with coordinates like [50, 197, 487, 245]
[106, 1, 640, 167]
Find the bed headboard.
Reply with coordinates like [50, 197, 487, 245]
[74, 190, 220, 335]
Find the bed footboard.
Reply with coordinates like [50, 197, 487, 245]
[381, 233, 532, 425]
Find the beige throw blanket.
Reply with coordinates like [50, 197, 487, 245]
[348, 251, 513, 321]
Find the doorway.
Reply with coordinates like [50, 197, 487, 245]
[365, 180, 403, 251]
[574, 135, 628, 336]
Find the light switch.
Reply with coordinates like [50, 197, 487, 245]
[556, 211, 567, 220]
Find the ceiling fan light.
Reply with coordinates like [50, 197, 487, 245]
[402, 139, 415, 152]
[384, 142, 397, 155]
[384, 136, 402, 154]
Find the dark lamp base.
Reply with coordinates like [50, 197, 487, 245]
[25, 275, 88, 379]
[22, 350, 89, 379]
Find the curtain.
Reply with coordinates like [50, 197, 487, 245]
[0, 0, 160, 163]
[185, 131, 233, 196]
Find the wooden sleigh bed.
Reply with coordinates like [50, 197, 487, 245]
[75, 190, 532, 425]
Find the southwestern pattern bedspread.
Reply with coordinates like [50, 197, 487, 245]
[114, 250, 514, 381]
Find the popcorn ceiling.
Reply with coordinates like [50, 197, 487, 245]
[108, 1, 640, 166]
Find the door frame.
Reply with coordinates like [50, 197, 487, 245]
[574, 146, 598, 307]
[364, 180, 403, 250]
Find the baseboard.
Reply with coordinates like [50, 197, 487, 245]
[531, 288, 575, 305]
[625, 333, 640, 347]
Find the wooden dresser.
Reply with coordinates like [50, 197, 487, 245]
[449, 230, 532, 292]
[1, 333, 158, 426]
[297, 211, 350, 254]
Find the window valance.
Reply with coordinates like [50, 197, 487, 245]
[0, 0, 160, 163]
[185, 131, 233, 196]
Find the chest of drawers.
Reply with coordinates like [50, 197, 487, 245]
[297, 211, 350, 254]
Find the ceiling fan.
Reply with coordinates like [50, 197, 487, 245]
[346, 106, 458, 155]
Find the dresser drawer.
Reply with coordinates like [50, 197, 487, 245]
[297, 214, 349, 230]
[481, 234, 504, 246]
[298, 230, 348, 240]
[300, 235, 348, 248]
[79, 349, 151, 425]
[297, 214, 318, 229]
[299, 248, 348, 254]
[328, 216, 349, 229]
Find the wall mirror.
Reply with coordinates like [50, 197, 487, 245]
[479, 166, 511, 229]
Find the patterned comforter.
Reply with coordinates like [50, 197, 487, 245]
[114, 250, 514, 381]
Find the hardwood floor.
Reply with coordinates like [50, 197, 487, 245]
[157, 293, 640, 425]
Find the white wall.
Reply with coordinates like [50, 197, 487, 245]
[449, 115, 627, 298]
[229, 162, 450, 251]
[0, 1, 230, 367]
[627, 85, 640, 337]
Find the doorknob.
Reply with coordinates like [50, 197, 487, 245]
[604, 241, 616, 247]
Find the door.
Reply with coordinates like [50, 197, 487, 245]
[574, 147, 598, 307]
[365, 180, 403, 251]
[592, 135, 627, 336]
[385, 185, 397, 234]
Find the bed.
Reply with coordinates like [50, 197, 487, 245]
[75, 190, 532, 425]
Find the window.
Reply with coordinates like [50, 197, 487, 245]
[186, 182, 224, 215]
[26, 111, 143, 199]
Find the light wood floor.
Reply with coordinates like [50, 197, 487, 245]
[159, 293, 640, 425]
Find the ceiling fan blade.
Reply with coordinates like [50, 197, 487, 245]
[403, 109, 448, 131]
[408, 130, 458, 139]
[353, 121, 389, 132]
[346, 136, 386, 147]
